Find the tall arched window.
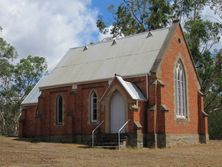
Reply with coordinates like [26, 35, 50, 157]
[175, 60, 187, 118]
[90, 91, 98, 122]
[56, 95, 63, 125]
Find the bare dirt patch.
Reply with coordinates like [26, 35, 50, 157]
[0, 136, 222, 167]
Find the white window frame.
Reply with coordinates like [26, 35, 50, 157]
[90, 91, 98, 123]
[175, 61, 187, 118]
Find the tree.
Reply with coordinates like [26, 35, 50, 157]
[0, 35, 47, 135]
[0, 37, 17, 135]
[97, 0, 172, 37]
[14, 55, 47, 102]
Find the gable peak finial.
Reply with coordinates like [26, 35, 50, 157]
[83, 45, 88, 51]
[146, 31, 153, 38]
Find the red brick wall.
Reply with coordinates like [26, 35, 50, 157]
[20, 105, 37, 137]
[38, 86, 74, 136]
[76, 82, 108, 135]
[21, 76, 148, 137]
[157, 24, 202, 134]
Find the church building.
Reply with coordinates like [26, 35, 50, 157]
[19, 21, 208, 148]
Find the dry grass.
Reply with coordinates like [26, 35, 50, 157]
[0, 136, 222, 167]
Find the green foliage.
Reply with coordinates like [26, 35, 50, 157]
[148, 0, 172, 29]
[0, 37, 47, 136]
[97, 0, 172, 37]
[209, 111, 222, 139]
[0, 37, 17, 60]
[14, 55, 47, 100]
[172, 0, 207, 18]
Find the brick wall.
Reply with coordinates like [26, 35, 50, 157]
[20, 76, 148, 138]
[19, 105, 37, 137]
[157, 24, 204, 135]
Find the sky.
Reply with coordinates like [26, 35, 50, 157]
[0, 0, 120, 69]
[0, 1, 221, 70]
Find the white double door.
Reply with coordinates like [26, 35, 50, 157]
[110, 91, 126, 133]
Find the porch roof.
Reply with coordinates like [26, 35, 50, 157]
[116, 76, 146, 101]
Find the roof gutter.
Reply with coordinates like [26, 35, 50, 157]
[39, 73, 149, 91]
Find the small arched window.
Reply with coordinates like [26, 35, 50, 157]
[90, 91, 98, 122]
[56, 95, 63, 125]
[175, 61, 187, 118]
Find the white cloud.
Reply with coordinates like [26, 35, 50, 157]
[0, 0, 99, 69]
[98, 25, 125, 42]
[98, 25, 113, 41]
[202, 6, 222, 24]
[201, 6, 222, 52]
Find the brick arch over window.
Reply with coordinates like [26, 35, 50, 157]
[56, 95, 63, 125]
[175, 60, 187, 118]
[90, 90, 98, 123]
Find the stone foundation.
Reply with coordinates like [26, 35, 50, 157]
[165, 134, 200, 147]
[144, 134, 156, 148]
[199, 134, 209, 144]
[144, 133, 208, 148]
[21, 133, 208, 149]
[128, 132, 143, 148]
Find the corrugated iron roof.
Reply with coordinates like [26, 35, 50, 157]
[22, 26, 171, 105]
[39, 27, 170, 89]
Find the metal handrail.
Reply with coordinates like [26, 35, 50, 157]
[118, 120, 130, 150]
[92, 120, 104, 147]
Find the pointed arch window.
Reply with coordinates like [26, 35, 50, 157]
[90, 91, 98, 122]
[175, 61, 187, 118]
[56, 95, 63, 125]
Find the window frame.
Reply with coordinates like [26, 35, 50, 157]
[56, 95, 63, 125]
[175, 60, 187, 119]
[90, 91, 98, 123]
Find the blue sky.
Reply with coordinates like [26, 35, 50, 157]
[91, 0, 120, 22]
[88, 0, 121, 43]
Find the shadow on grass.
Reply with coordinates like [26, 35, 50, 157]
[11, 136, 93, 148]
[13, 137, 41, 143]
[77, 145, 91, 149]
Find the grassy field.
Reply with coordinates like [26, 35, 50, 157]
[0, 136, 222, 167]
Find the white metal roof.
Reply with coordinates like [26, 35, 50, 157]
[23, 27, 171, 105]
[39, 27, 170, 89]
[116, 76, 146, 101]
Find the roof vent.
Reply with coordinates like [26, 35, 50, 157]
[146, 31, 153, 38]
[83, 46, 88, 51]
[112, 39, 117, 45]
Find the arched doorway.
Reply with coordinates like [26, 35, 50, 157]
[110, 91, 126, 133]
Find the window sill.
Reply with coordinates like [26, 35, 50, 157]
[176, 116, 187, 119]
[90, 120, 99, 125]
[176, 116, 189, 123]
[56, 123, 64, 126]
